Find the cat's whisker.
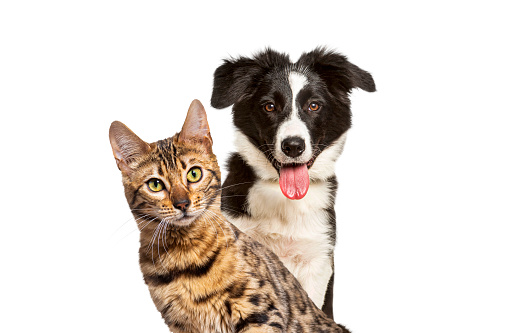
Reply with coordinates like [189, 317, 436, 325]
[200, 195, 247, 204]
[218, 195, 248, 199]
[139, 216, 158, 232]
[156, 221, 162, 263]
[202, 209, 237, 251]
[159, 219, 174, 262]
[110, 215, 139, 238]
[113, 213, 152, 235]
[131, 208, 156, 217]
[161, 219, 170, 253]
[152, 222, 164, 269]
[157, 220, 170, 271]
[131, 213, 150, 224]
[202, 210, 228, 249]
[147, 220, 165, 268]
[146, 226, 156, 254]
[219, 204, 247, 216]
[202, 216, 219, 248]
[136, 215, 154, 227]
[219, 181, 255, 189]
[134, 213, 157, 226]
[152, 221, 167, 270]
[208, 181, 256, 194]
[114, 215, 157, 243]
[197, 196, 221, 207]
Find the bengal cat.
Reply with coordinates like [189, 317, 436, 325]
[109, 99, 352, 333]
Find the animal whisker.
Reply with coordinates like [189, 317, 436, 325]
[209, 181, 256, 193]
[147, 220, 167, 268]
[202, 214, 219, 247]
[202, 209, 232, 250]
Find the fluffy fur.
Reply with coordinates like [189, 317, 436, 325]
[211, 47, 376, 318]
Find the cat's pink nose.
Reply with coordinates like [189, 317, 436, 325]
[173, 199, 190, 212]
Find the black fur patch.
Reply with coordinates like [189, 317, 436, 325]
[227, 281, 247, 299]
[235, 312, 270, 332]
[321, 271, 335, 320]
[144, 272, 175, 285]
[249, 294, 261, 306]
[220, 153, 256, 217]
[269, 322, 283, 329]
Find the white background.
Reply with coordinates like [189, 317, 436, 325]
[1, 1, 516, 332]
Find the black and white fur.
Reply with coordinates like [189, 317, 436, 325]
[211, 48, 375, 319]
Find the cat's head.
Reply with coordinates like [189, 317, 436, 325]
[109, 100, 221, 228]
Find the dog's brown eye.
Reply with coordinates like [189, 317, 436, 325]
[264, 103, 276, 112]
[308, 102, 320, 112]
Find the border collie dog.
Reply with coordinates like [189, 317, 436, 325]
[211, 48, 375, 318]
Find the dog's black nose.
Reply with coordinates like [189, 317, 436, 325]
[173, 199, 191, 211]
[281, 137, 305, 158]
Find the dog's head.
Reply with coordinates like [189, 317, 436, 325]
[211, 47, 375, 199]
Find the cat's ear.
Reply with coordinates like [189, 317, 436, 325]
[178, 99, 213, 151]
[109, 121, 151, 175]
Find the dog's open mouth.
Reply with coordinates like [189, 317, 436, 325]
[276, 156, 315, 200]
[273, 155, 316, 170]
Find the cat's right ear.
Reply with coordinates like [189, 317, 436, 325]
[109, 121, 151, 176]
[210, 57, 261, 109]
[179, 99, 213, 152]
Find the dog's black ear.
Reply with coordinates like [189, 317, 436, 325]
[211, 49, 291, 109]
[297, 47, 376, 93]
[211, 57, 262, 109]
[346, 62, 376, 92]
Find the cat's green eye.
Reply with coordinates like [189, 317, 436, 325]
[147, 178, 164, 192]
[187, 167, 202, 183]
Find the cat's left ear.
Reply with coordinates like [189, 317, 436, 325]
[178, 99, 213, 151]
[109, 121, 151, 175]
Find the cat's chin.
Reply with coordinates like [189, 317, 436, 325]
[168, 214, 199, 227]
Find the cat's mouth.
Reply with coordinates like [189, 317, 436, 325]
[166, 212, 201, 227]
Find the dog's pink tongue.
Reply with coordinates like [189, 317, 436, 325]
[279, 164, 309, 200]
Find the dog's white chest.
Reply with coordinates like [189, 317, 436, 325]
[228, 180, 334, 308]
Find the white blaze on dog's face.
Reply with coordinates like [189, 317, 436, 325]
[274, 72, 313, 165]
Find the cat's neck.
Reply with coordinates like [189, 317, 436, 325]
[137, 205, 234, 272]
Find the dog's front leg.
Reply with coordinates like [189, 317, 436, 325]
[284, 254, 334, 311]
